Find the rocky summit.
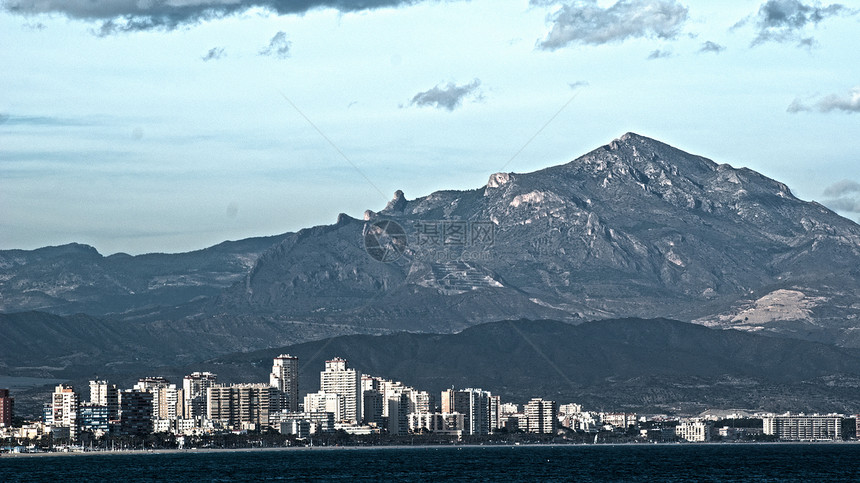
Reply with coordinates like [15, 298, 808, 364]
[214, 132, 860, 346]
[3, 133, 860, 377]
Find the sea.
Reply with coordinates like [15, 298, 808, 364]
[2, 444, 859, 481]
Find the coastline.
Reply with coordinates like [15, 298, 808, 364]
[4, 440, 857, 458]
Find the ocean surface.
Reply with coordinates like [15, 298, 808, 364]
[3, 444, 860, 481]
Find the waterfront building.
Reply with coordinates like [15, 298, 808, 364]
[207, 383, 276, 429]
[50, 384, 79, 440]
[119, 390, 153, 436]
[601, 412, 638, 432]
[272, 411, 334, 435]
[319, 357, 362, 423]
[270, 354, 299, 412]
[78, 403, 110, 437]
[183, 372, 217, 420]
[675, 420, 712, 442]
[134, 377, 181, 422]
[362, 389, 384, 427]
[442, 388, 492, 435]
[763, 414, 842, 441]
[387, 391, 411, 435]
[0, 388, 12, 427]
[88, 380, 119, 420]
[304, 390, 343, 419]
[409, 412, 465, 436]
[524, 398, 558, 434]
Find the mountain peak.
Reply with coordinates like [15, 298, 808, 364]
[383, 189, 407, 212]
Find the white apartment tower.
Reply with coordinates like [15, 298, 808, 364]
[320, 357, 362, 423]
[183, 372, 217, 420]
[51, 384, 80, 440]
[89, 380, 119, 420]
[270, 354, 299, 412]
[524, 398, 558, 434]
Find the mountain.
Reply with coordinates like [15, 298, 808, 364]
[206, 318, 860, 413]
[0, 235, 290, 316]
[3, 131, 860, 368]
[211, 133, 860, 345]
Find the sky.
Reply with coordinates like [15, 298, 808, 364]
[1, 0, 858, 255]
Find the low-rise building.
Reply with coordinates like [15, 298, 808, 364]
[675, 420, 712, 442]
[409, 412, 465, 436]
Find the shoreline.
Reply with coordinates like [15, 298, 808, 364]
[4, 440, 858, 458]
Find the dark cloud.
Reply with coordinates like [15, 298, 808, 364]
[822, 180, 860, 216]
[409, 79, 482, 111]
[201, 47, 225, 62]
[646, 48, 672, 60]
[535, 0, 688, 50]
[699, 40, 725, 53]
[823, 180, 860, 197]
[823, 197, 860, 213]
[260, 32, 291, 59]
[788, 87, 860, 113]
[743, 0, 853, 46]
[1, 0, 431, 34]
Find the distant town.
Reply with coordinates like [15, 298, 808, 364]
[1, 355, 858, 454]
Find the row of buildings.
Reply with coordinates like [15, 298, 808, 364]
[1, 355, 560, 442]
[1, 355, 858, 444]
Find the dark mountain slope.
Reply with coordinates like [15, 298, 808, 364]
[210, 318, 860, 413]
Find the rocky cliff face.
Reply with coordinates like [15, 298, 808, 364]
[3, 133, 860, 349]
[212, 133, 860, 345]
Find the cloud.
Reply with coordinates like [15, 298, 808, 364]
[743, 0, 853, 47]
[823, 197, 860, 213]
[408, 79, 482, 111]
[699, 40, 725, 53]
[788, 87, 860, 113]
[1, 0, 433, 34]
[646, 48, 672, 59]
[260, 32, 291, 59]
[535, 0, 689, 50]
[201, 47, 225, 61]
[822, 179, 860, 216]
[823, 180, 860, 197]
[0, 114, 96, 126]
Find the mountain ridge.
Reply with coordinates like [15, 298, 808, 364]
[2, 132, 860, 351]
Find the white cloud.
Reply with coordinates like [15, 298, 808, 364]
[536, 0, 689, 50]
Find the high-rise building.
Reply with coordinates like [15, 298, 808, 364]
[524, 398, 558, 434]
[362, 389, 384, 426]
[386, 392, 411, 436]
[445, 388, 492, 435]
[270, 354, 299, 412]
[207, 383, 276, 430]
[0, 388, 13, 427]
[319, 358, 362, 424]
[304, 391, 344, 419]
[79, 403, 110, 437]
[51, 384, 80, 440]
[183, 372, 217, 420]
[119, 390, 153, 436]
[89, 380, 120, 420]
[134, 377, 180, 422]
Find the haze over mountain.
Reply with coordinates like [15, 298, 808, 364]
[207, 318, 860, 414]
[2, 132, 860, 385]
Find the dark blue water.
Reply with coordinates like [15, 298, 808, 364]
[3, 444, 860, 481]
